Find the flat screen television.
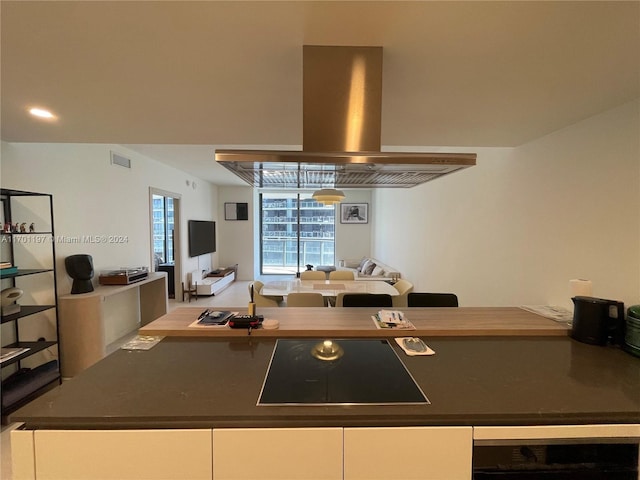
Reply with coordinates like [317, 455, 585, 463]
[188, 220, 216, 257]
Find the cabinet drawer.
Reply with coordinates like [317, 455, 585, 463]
[474, 424, 640, 443]
[34, 429, 212, 480]
[213, 427, 342, 480]
[344, 426, 473, 480]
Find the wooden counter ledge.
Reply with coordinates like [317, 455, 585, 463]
[140, 306, 570, 338]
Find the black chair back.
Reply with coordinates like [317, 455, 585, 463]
[407, 292, 458, 307]
[341, 293, 393, 307]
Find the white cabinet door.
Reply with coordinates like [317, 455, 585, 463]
[344, 426, 473, 480]
[34, 429, 212, 480]
[213, 427, 343, 480]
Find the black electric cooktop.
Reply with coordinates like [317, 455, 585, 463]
[258, 339, 429, 406]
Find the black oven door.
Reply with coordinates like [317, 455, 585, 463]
[473, 443, 639, 479]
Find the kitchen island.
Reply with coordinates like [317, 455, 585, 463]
[10, 330, 639, 479]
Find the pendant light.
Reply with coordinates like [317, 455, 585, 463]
[312, 188, 345, 205]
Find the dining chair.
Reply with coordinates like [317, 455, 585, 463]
[334, 292, 346, 307]
[328, 270, 355, 281]
[285, 292, 326, 307]
[407, 292, 459, 307]
[391, 279, 414, 308]
[300, 270, 327, 280]
[249, 280, 282, 307]
[340, 293, 393, 307]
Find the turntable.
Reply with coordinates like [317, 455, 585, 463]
[98, 267, 149, 285]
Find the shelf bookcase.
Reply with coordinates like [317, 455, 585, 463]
[0, 188, 61, 422]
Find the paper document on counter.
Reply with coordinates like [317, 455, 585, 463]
[120, 335, 164, 350]
[372, 310, 415, 330]
[395, 337, 436, 356]
[520, 305, 573, 324]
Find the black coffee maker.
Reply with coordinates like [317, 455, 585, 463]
[571, 296, 625, 346]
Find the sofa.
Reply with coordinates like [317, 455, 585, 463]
[337, 257, 400, 281]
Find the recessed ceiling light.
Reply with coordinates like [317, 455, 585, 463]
[29, 107, 55, 119]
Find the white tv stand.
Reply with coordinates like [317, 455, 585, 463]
[191, 266, 236, 296]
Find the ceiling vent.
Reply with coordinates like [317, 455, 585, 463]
[216, 46, 475, 189]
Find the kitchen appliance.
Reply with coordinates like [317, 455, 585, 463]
[624, 305, 640, 357]
[258, 338, 429, 406]
[474, 443, 638, 479]
[216, 46, 476, 189]
[571, 296, 625, 346]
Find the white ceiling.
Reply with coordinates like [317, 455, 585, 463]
[2, 1, 638, 185]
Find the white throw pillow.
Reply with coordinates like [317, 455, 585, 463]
[361, 259, 373, 274]
[357, 257, 369, 272]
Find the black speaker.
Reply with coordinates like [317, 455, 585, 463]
[65, 254, 95, 294]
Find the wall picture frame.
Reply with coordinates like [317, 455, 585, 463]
[340, 203, 368, 224]
[224, 202, 248, 221]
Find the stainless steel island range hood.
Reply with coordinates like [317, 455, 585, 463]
[216, 46, 476, 189]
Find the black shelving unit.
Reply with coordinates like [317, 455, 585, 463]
[1, 188, 61, 423]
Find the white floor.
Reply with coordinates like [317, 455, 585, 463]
[170, 278, 252, 310]
[0, 276, 289, 479]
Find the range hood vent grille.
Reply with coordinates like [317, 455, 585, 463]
[217, 155, 474, 189]
[216, 46, 476, 189]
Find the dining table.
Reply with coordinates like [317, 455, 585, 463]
[259, 278, 399, 298]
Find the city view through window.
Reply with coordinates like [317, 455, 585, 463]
[261, 193, 335, 275]
[152, 194, 174, 268]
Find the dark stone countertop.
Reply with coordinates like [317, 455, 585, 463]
[11, 336, 640, 429]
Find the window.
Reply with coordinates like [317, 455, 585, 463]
[260, 193, 335, 275]
[152, 194, 174, 267]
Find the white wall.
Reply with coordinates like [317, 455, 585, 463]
[372, 100, 640, 308]
[0, 142, 218, 294]
[216, 185, 254, 280]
